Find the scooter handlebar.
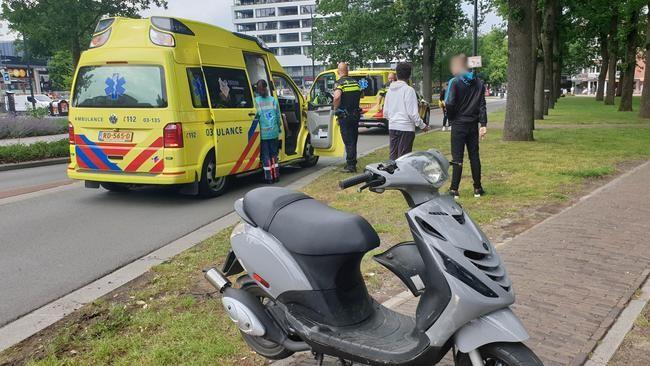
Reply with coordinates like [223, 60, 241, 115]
[339, 171, 374, 189]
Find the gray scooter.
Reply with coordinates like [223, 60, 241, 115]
[205, 150, 543, 366]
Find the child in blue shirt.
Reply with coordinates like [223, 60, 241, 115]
[254, 79, 282, 183]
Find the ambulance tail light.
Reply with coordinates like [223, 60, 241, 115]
[68, 123, 75, 145]
[150, 27, 175, 47]
[89, 29, 111, 48]
[163, 123, 183, 148]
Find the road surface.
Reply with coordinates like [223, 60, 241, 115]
[0, 99, 506, 327]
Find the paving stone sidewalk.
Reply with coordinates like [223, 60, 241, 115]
[274, 161, 650, 366]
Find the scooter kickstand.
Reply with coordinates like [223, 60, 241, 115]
[314, 353, 324, 366]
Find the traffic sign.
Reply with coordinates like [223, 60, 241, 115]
[2, 69, 11, 84]
[467, 56, 482, 68]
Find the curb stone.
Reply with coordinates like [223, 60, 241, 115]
[0, 157, 69, 172]
[583, 273, 650, 366]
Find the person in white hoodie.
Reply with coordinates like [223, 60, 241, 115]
[384, 63, 430, 160]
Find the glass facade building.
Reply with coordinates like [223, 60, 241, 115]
[232, 0, 325, 88]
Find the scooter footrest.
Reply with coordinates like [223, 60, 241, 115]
[287, 303, 432, 365]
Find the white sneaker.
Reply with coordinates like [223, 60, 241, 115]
[441, 126, 446, 131]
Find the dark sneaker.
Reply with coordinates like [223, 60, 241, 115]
[474, 188, 485, 197]
[449, 189, 460, 199]
[342, 165, 357, 173]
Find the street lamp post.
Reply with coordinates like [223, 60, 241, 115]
[309, 6, 315, 83]
[473, 0, 478, 57]
[21, 32, 36, 110]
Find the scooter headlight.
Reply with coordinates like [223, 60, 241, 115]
[397, 150, 449, 188]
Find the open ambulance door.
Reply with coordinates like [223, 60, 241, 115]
[198, 43, 259, 177]
[306, 71, 345, 158]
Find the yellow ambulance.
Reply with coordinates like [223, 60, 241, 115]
[67, 16, 344, 197]
[309, 68, 430, 130]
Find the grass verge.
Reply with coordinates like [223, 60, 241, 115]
[2, 97, 650, 365]
[0, 139, 69, 164]
[489, 96, 650, 125]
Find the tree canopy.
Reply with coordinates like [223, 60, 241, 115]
[313, 0, 467, 102]
[1, 0, 168, 67]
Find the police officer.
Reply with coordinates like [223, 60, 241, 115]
[333, 62, 362, 173]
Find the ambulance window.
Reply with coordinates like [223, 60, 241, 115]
[309, 72, 335, 106]
[243, 53, 272, 94]
[73, 65, 167, 108]
[203, 67, 253, 109]
[186, 68, 209, 108]
[273, 75, 297, 101]
[349, 75, 383, 96]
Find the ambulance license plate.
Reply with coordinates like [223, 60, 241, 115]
[98, 131, 133, 143]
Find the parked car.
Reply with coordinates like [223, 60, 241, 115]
[4, 94, 53, 112]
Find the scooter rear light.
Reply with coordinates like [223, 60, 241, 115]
[68, 123, 75, 145]
[163, 123, 183, 148]
[252, 273, 270, 288]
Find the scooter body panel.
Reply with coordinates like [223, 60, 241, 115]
[454, 307, 529, 353]
[404, 198, 516, 347]
[230, 222, 312, 298]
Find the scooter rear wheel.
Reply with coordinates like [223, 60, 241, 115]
[455, 342, 543, 366]
[239, 282, 294, 360]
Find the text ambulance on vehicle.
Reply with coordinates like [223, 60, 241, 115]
[309, 68, 430, 130]
[67, 17, 344, 197]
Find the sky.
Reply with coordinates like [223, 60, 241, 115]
[142, 0, 503, 33]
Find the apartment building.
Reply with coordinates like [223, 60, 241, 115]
[232, 0, 325, 87]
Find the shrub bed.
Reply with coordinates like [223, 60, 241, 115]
[0, 115, 67, 139]
[0, 139, 69, 164]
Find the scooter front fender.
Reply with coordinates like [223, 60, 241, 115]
[454, 307, 529, 353]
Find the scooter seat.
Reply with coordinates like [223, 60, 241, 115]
[243, 187, 380, 255]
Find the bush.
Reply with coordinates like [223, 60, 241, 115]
[26, 107, 50, 119]
[0, 116, 67, 139]
[0, 139, 69, 164]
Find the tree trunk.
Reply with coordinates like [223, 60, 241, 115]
[534, 61, 545, 120]
[504, 0, 534, 141]
[619, 9, 640, 112]
[605, 11, 619, 105]
[552, 4, 561, 105]
[554, 57, 561, 102]
[533, 1, 544, 121]
[71, 37, 82, 69]
[541, 0, 555, 112]
[640, 8, 650, 118]
[596, 35, 609, 101]
[422, 26, 433, 104]
[616, 63, 624, 97]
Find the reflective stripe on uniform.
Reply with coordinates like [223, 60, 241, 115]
[339, 83, 361, 92]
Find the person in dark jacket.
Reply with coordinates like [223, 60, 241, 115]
[445, 54, 487, 198]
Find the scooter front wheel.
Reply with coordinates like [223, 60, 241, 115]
[239, 281, 294, 360]
[455, 342, 543, 366]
